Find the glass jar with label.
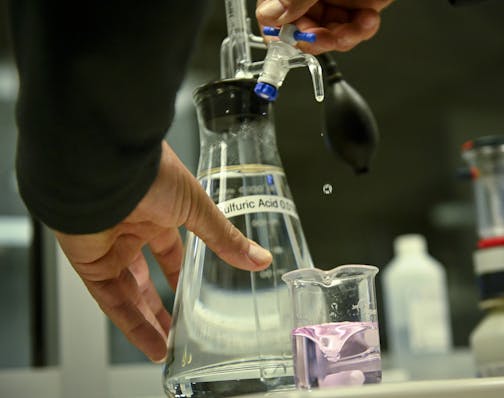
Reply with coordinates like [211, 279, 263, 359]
[163, 79, 313, 398]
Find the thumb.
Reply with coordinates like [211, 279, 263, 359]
[256, 0, 318, 27]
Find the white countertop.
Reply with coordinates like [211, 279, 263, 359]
[241, 377, 504, 398]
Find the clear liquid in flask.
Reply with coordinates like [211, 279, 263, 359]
[164, 164, 312, 398]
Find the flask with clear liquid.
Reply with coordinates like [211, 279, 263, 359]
[163, 79, 313, 398]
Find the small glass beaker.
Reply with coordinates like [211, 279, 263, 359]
[282, 265, 381, 389]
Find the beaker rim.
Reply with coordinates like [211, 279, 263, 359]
[281, 264, 379, 287]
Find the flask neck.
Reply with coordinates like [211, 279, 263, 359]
[193, 79, 283, 174]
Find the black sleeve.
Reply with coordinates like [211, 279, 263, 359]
[8, 0, 207, 234]
[449, 0, 489, 5]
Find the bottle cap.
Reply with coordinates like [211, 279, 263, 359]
[254, 82, 278, 101]
[394, 234, 427, 255]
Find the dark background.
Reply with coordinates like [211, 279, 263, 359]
[1, 0, 503, 363]
[186, 0, 504, 348]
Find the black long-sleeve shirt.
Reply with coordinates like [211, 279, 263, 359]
[8, 0, 206, 234]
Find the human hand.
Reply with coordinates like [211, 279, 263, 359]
[256, 0, 394, 54]
[55, 141, 272, 362]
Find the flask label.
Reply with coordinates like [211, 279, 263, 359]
[217, 195, 299, 220]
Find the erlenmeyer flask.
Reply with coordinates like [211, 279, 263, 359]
[163, 79, 313, 398]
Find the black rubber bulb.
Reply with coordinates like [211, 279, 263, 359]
[319, 52, 379, 174]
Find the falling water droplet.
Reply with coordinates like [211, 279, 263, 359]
[322, 183, 333, 195]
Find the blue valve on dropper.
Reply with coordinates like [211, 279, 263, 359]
[262, 26, 317, 43]
[254, 24, 324, 102]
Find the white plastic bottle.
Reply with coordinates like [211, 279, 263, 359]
[382, 234, 452, 379]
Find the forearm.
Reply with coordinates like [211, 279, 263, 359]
[9, 0, 206, 234]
